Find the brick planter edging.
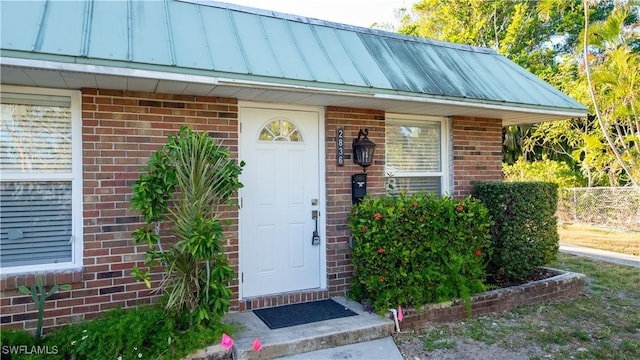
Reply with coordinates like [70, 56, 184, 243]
[398, 268, 586, 329]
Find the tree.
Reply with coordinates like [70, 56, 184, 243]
[399, 0, 640, 186]
[399, 0, 612, 74]
[579, 1, 640, 186]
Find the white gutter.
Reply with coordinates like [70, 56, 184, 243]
[1, 57, 219, 85]
[1, 57, 373, 97]
[215, 77, 375, 97]
[374, 93, 587, 119]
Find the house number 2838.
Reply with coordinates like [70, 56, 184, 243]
[337, 127, 344, 166]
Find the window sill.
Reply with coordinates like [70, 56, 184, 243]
[1, 268, 83, 291]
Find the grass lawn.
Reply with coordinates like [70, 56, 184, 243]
[394, 253, 640, 359]
[558, 224, 640, 256]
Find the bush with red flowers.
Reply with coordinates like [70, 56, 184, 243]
[348, 193, 492, 314]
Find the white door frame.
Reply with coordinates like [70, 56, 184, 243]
[238, 101, 327, 300]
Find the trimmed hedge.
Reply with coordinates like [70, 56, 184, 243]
[348, 193, 492, 313]
[473, 182, 559, 281]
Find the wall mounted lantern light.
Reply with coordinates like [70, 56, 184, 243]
[352, 129, 376, 172]
[351, 128, 376, 204]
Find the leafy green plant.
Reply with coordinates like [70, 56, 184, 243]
[473, 181, 559, 281]
[17, 276, 71, 341]
[130, 126, 244, 326]
[12, 305, 231, 360]
[348, 193, 492, 314]
[0, 329, 36, 360]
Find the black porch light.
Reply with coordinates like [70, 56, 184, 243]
[352, 128, 376, 172]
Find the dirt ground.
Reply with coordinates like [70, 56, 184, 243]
[393, 319, 568, 360]
[392, 253, 640, 360]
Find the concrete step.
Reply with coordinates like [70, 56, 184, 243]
[187, 297, 396, 360]
[275, 336, 403, 360]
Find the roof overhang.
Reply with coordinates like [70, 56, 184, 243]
[0, 56, 587, 126]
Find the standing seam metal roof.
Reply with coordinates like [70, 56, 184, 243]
[0, 0, 586, 113]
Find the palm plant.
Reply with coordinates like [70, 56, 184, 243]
[131, 127, 243, 326]
[580, 2, 639, 187]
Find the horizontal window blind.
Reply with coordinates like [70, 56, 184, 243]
[386, 120, 441, 173]
[1, 92, 71, 107]
[387, 176, 441, 196]
[0, 181, 73, 267]
[386, 118, 445, 196]
[1, 99, 72, 173]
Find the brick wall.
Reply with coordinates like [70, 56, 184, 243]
[0, 89, 240, 333]
[324, 107, 386, 297]
[451, 116, 503, 198]
[399, 269, 586, 328]
[0, 97, 506, 332]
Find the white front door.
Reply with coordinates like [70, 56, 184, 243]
[240, 106, 321, 298]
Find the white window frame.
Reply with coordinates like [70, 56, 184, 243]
[385, 114, 451, 196]
[0, 85, 83, 275]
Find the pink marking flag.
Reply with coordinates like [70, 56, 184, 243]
[397, 305, 404, 322]
[221, 333, 234, 350]
[252, 338, 263, 352]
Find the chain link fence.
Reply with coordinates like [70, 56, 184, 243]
[557, 187, 640, 231]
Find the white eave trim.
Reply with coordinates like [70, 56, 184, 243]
[0, 56, 219, 85]
[374, 93, 587, 119]
[215, 77, 375, 97]
[1, 56, 587, 118]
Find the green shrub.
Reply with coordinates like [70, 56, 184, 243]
[348, 193, 492, 314]
[26, 306, 229, 360]
[502, 157, 586, 188]
[473, 182, 559, 281]
[1, 329, 37, 360]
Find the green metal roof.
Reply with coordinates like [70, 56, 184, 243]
[0, 0, 586, 122]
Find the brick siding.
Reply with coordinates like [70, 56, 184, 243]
[451, 116, 503, 198]
[399, 269, 586, 328]
[0, 95, 504, 333]
[0, 89, 240, 334]
[324, 107, 386, 297]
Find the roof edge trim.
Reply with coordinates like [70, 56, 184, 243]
[1, 57, 587, 118]
[0, 56, 219, 86]
[375, 93, 588, 119]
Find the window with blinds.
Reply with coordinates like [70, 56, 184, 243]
[1, 93, 72, 172]
[1, 88, 81, 272]
[385, 117, 448, 196]
[0, 182, 73, 267]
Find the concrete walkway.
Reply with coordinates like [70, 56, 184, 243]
[220, 297, 399, 360]
[276, 336, 402, 360]
[559, 243, 640, 268]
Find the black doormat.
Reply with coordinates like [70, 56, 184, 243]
[253, 299, 358, 330]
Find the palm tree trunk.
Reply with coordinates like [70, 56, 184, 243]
[582, 1, 639, 187]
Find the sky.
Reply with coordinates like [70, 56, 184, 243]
[218, 0, 413, 28]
